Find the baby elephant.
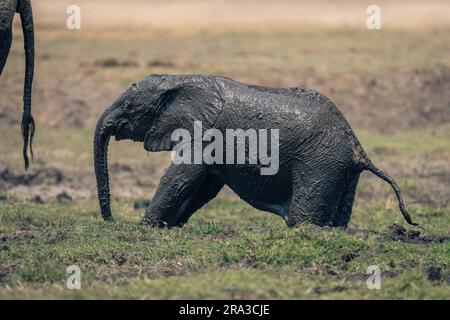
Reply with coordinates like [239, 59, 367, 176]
[94, 74, 418, 228]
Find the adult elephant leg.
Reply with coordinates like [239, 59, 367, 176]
[0, 27, 12, 75]
[175, 174, 224, 226]
[287, 162, 347, 227]
[140, 163, 209, 227]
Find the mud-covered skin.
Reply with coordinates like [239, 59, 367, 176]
[94, 74, 418, 228]
[0, 0, 35, 169]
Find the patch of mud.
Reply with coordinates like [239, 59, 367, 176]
[247, 226, 271, 233]
[116, 232, 154, 243]
[40, 53, 51, 60]
[0, 161, 163, 204]
[112, 251, 135, 266]
[82, 58, 140, 68]
[387, 224, 449, 244]
[338, 250, 360, 263]
[147, 59, 175, 68]
[0, 166, 90, 203]
[0, 266, 8, 284]
[110, 163, 134, 173]
[0, 167, 63, 188]
[56, 191, 73, 203]
[425, 266, 443, 282]
[218, 229, 243, 238]
[0, 230, 40, 242]
[96, 257, 190, 281]
[33, 195, 46, 204]
[345, 228, 378, 236]
[215, 228, 244, 239]
[346, 268, 403, 281]
[298, 263, 341, 277]
[45, 230, 66, 244]
[299, 259, 402, 283]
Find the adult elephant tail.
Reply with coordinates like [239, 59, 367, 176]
[20, 0, 36, 170]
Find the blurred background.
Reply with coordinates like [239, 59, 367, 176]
[1, 0, 449, 208]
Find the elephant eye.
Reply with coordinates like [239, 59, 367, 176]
[124, 99, 132, 110]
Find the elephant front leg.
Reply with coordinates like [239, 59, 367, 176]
[140, 163, 208, 227]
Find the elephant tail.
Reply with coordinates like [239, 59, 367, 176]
[361, 159, 420, 228]
[20, 0, 36, 170]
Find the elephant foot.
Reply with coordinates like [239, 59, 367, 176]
[141, 206, 187, 228]
[287, 216, 346, 228]
[286, 213, 336, 228]
[139, 214, 168, 228]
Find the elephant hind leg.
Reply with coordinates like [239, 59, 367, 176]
[287, 164, 348, 227]
[333, 172, 360, 228]
[287, 168, 360, 228]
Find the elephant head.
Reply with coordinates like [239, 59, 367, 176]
[0, 0, 35, 169]
[93, 74, 224, 220]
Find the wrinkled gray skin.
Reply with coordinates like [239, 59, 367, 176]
[94, 74, 419, 228]
[0, 0, 35, 169]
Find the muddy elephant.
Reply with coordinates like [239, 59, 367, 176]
[94, 74, 418, 228]
[0, 0, 35, 169]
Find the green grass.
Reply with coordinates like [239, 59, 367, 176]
[0, 199, 448, 299]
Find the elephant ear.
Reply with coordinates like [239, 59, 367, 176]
[144, 80, 223, 152]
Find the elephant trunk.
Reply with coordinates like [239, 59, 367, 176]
[20, 0, 36, 170]
[94, 114, 114, 221]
